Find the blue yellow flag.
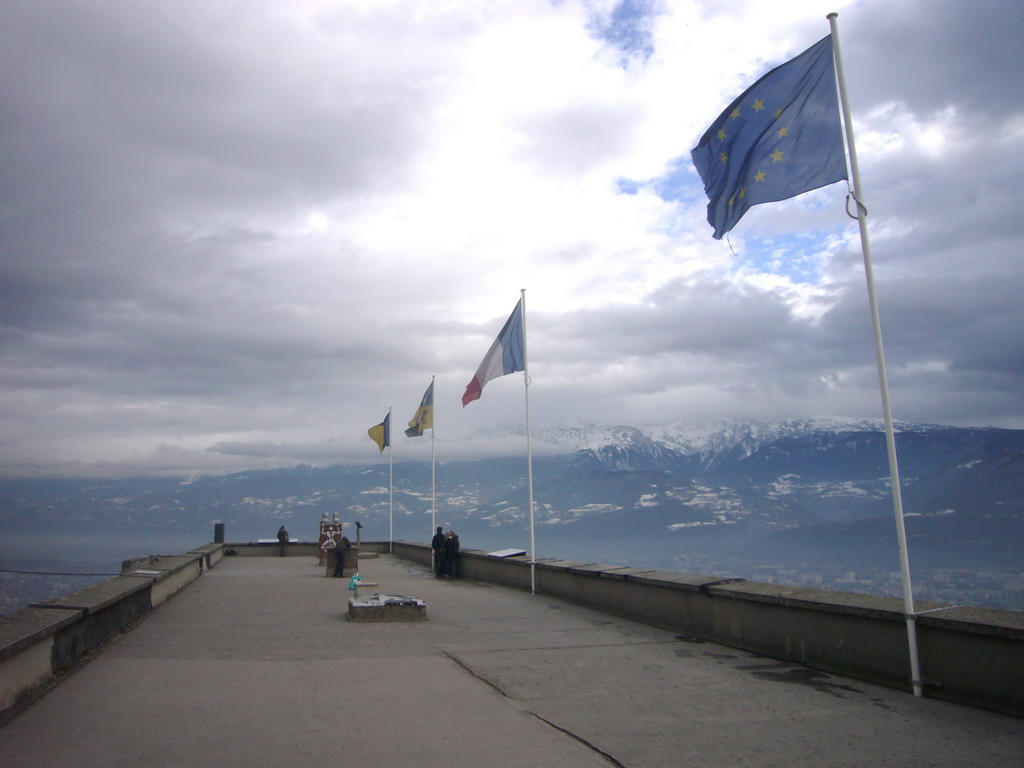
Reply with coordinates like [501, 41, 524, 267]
[691, 35, 847, 239]
[367, 412, 390, 453]
[405, 381, 434, 437]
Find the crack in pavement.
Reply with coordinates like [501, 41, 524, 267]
[443, 651, 625, 767]
[531, 713, 626, 768]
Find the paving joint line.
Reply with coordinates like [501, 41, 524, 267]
[530, 712, 627, 768]
[442, 650, 511, 698]
[442, 650, 626, 768]
[447, 638, 680, 655]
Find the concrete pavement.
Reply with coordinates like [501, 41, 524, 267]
[1, 554, 1022, 767]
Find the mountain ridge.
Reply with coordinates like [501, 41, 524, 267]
[2, 417, 1022, 611]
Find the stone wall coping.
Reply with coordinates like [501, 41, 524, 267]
[390, 540, 1024, 639]
[188, 543, 223, 556]
[460, 548, 721, 591]
[567, 563, 620, 574]
[533, 558, 591, 569]
[224, 541, 316, 546]
[458, 550, 664, 583]
[30, 575, 153, 616]
[407, 543, 732, 591]
[530, 557, 578, 567]
[598, 567, 660, 581]
[915, 605, 1024, 639]
[222, 542, 322, 555]
[557, 562, 597, 572]
[707, 580, 945, 620]
[626, 570, 723, 589]
[0, 607, 82, 662]
[121, 554, 199, 576]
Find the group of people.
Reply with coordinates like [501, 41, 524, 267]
[276, 522, 460, 579]
[431, 526, 460, 578]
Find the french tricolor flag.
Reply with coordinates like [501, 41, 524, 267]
[462, 299, 525, 407]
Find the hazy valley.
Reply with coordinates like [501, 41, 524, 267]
[3, 418, 1022, 613]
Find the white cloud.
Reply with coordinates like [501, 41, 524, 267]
[0, 0, 1021, 477]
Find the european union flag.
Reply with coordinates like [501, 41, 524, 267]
[691, 35, 847, 239]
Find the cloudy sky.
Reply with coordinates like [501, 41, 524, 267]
[1, 0, 1021, 478]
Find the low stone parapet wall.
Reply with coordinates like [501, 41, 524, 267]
[220, 542, 321, 557]
[121, 555, 202, 607]
[0, 608, 81, 718]
[190, 543, 224, 569]
[386, 540, 1024, 717]
[0, 538, 350, 720]
[0, 545, 221, 722]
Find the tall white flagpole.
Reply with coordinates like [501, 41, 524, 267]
[828, 12, 922, 698]
[431, 375, 437, 554]
[387, 406, 393, 556]
[520, 288, 537, 594]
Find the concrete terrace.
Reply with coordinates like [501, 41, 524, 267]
[1, 553, 1022, 768]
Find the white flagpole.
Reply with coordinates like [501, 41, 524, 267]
[828, 12, 922, 698]
[388, 406, 393, 556]
[520, 288, 537, 594]
[431, 375, 437, 557]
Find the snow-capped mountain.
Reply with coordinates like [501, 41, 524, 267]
[3, 418, 1021, 582]
[540, 423, 684, 471]
[651, 416, 899, 462]
[541, 417, 946, 471]
[471, 418, 1024, 560]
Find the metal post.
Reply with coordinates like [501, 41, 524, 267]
[521, 288, 537, 595]
[828, 11, 922, 697]
[431, 374, 437, 554]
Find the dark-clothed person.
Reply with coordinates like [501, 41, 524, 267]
[442, 530, 460, 577]
[431, 526, 446, 577]
[333, 536, 351, 577]
[277, 525, 289, 557]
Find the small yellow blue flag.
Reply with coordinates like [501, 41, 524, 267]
[367, 412, 390, 453]
[691, 35, 847, 239]
[405, 381, 434, 437]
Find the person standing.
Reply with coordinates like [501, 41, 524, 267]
[333, 535, 351, 577]
[431, 526, 446, 577]
[277, 525, 289, 557]
[442, 530, 460, 578]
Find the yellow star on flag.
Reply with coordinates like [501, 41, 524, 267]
[690, 34, 848, 239]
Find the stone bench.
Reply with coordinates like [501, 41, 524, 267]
[347, 594, 426, 623]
